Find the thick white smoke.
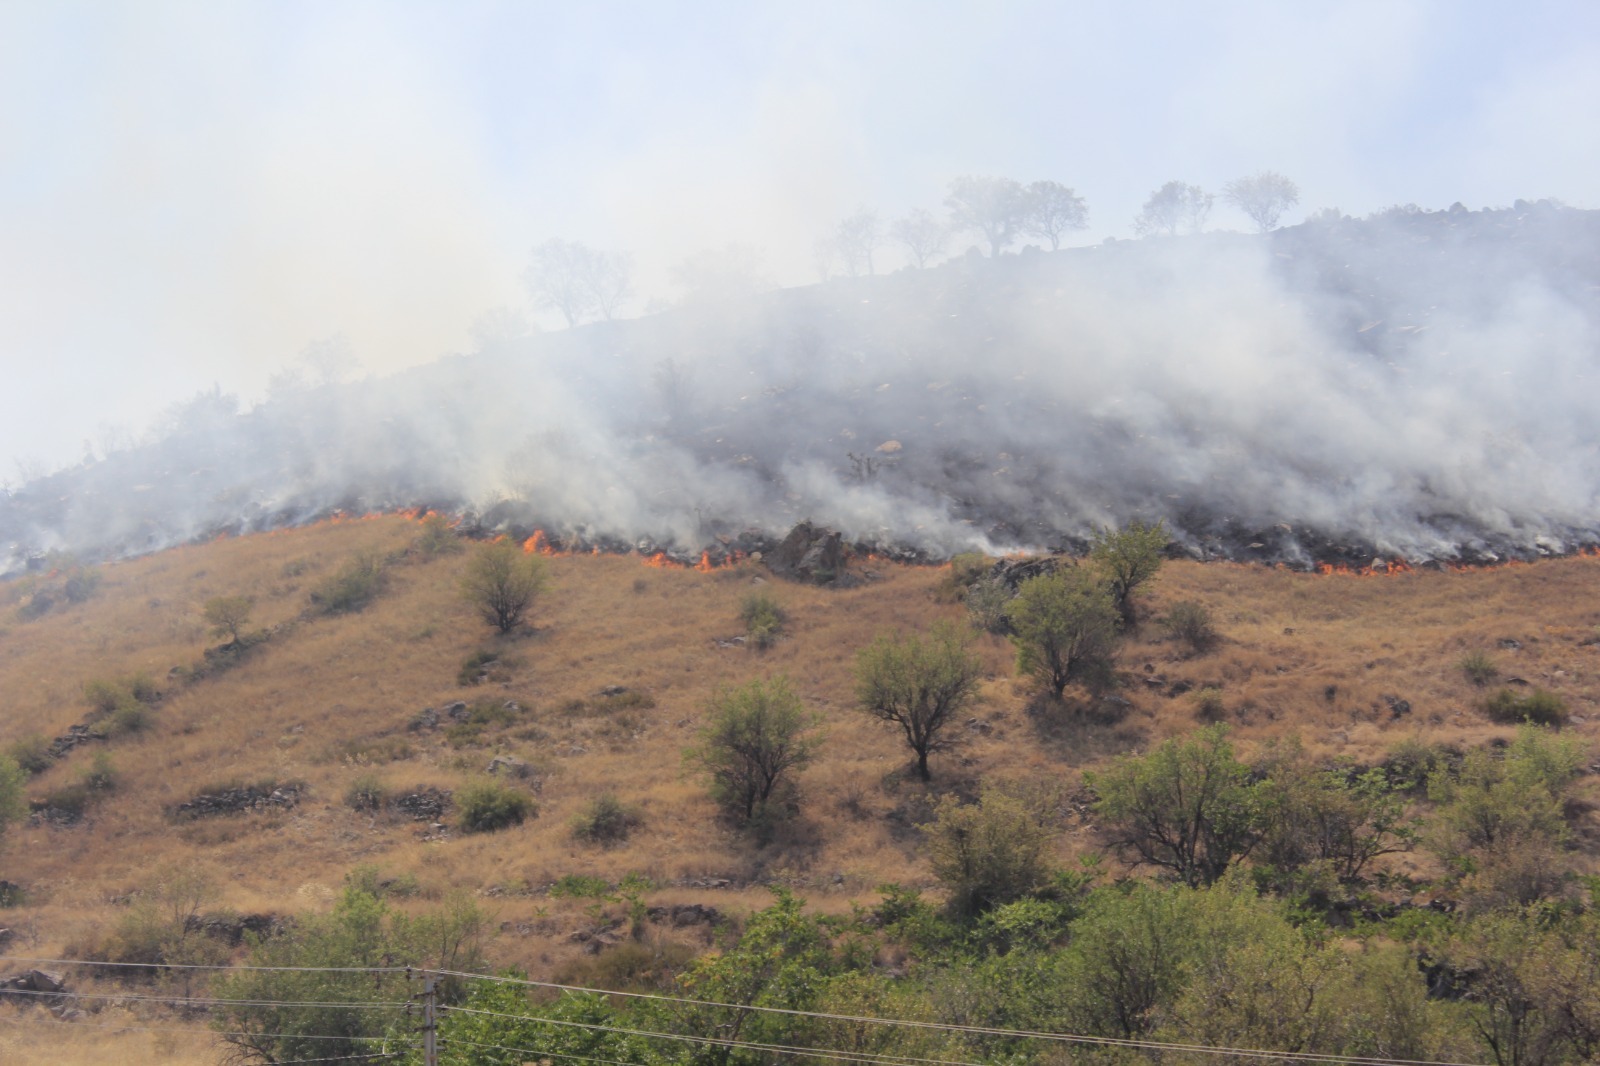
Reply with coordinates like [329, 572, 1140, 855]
[2, 205, 1596, 574]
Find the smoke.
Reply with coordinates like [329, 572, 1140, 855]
[2, 205, 1597, 574]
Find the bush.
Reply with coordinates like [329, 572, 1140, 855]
[344, 863, 419, 899]
[1484, 687, 1568, 726]
[1005, 568, 1121, 698]
[415, 512, 464, 556]
[83, 674, 161, 737]
[686, 676, 821, 825]
[460, 539, 548, 633]
[739, 591, 786, 650]
[456, 778, 534, 832]
[458, 649, 502, 686]
[964, 573, 1014, 634]
[926, 788, 1059, 917]
[1190, 686, 1226, 722]
[1162, 601, 1218, 653]
[934, 553, 993, 603]
[344, 772, 388, 812]
[6, 735, 54, 775]
[309, 551, 387, 615]
[1460, 651, 1499, 687]
[571, 793, 643, 846]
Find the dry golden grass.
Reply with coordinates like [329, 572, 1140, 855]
[3, 515, 1600, 1058]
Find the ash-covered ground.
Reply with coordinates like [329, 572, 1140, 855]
[4, 201, 1598, 575]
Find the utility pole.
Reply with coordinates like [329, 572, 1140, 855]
[410, 968, 439, 1066]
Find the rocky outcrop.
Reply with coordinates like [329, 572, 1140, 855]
[768, 521, 847, 585]
[172, 782, 304, 819]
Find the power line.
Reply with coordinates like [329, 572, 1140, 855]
[0, 986, 408, 1010]
[0, 954, 411, 974]
[1, 954, 1488, 1066]
[430, 968, 1485, 1066]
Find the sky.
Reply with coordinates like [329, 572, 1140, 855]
[1, 0, 1597, 478]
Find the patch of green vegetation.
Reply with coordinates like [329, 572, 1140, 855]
[739, 591, 786, 650]
[444, 701, 525, 747]
[455, 778, 534, 833]
[1484, 686, 1568, 726]
[309, 550, 387, 615]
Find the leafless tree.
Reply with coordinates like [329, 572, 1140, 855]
[832, 207, 883, 277]
[523, 239, 633, 327]
[889, 208, 949, 268]
[1222, 171, 1300, 233]
[1134, 181, 1214, 236]
[1021, 180, 1088, 250]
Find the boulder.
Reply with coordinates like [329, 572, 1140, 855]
[768, 521, 847, 585]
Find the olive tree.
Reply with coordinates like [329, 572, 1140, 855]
[945, 175, 1028, 256]
[855, 621, 982, 781]
[687, 677, 821, 824]
[460, 539, 549, 634]
[1005, 568, 1121, 698]
[1021, 180, 1088, 250]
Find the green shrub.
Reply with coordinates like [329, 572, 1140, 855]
[739, 591, 786, 650]
[1460, 651, 1499, 687]
[571, 793, 643, 846]
[6, 735, 54, 775]
[456, 778, 534, 832]
[309, 551, 387, 615]
[344, 772, 388, 812]
[444, 701, 522, 747]
[1162, 601, 1219, 653]
[83, 675, 161, 737]
[926, 788, 1059, 916]
[686, 676, 821, 825]
[83, 751, 118, 792]
[934, 553, 993, 603]
[1190, 686, 1226, 722]
[1484, 687, 1568, 726]
[415, 512, 464, 556]
[964, 573, 1014, 634]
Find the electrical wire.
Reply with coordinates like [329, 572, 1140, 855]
[0, 985, 408, 1010]
[430, 969, 1486, 1066]
[0, 954, 411, 974]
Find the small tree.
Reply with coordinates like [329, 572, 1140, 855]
[889, 208, 948, 268]
[1089, 725, 1268, 887]
[855, 622, 982, 781]
[202, 595, 254, 645]
[926, 788, 1058, 916]
[0, 754, 24, 854]
[461, 539, 549, 634]
[1222, 171, 1300, 232]
[1134, 181, 1213, 236]
[1091, 519, 1168, 623]
[688, 677, 820, 824]
[1021, 180, 1088, 250]
[945, 175, 1028, 256]
[1005, 568, 1121, 698]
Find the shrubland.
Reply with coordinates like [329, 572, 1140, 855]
[0, 513, 1599, 1063]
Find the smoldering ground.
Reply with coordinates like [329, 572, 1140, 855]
[2, 203, 1597, 574]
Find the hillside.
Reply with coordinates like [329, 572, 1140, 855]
[4, 201, 1599, 579]
[3, 514, 1600, 1061]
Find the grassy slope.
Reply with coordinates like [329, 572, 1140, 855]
[2, 514, 1599, 993]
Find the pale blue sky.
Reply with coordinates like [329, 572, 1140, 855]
[2, 0, 1597, 474]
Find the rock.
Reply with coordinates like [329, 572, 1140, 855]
[486, 754, 530, 778]
[599, 685, 627, 697]
[410, 707, 440, 731]
[1499, 638, 1523, 650]
[768, 520, 847, 585]
[172, 782, 304, 819]
[1383, 695, 1412, 718]
[646, 903, 722, 927]
[445, 701, 470, 719]
[394, 787, 452, 821]
[0, 969, 67, 995]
